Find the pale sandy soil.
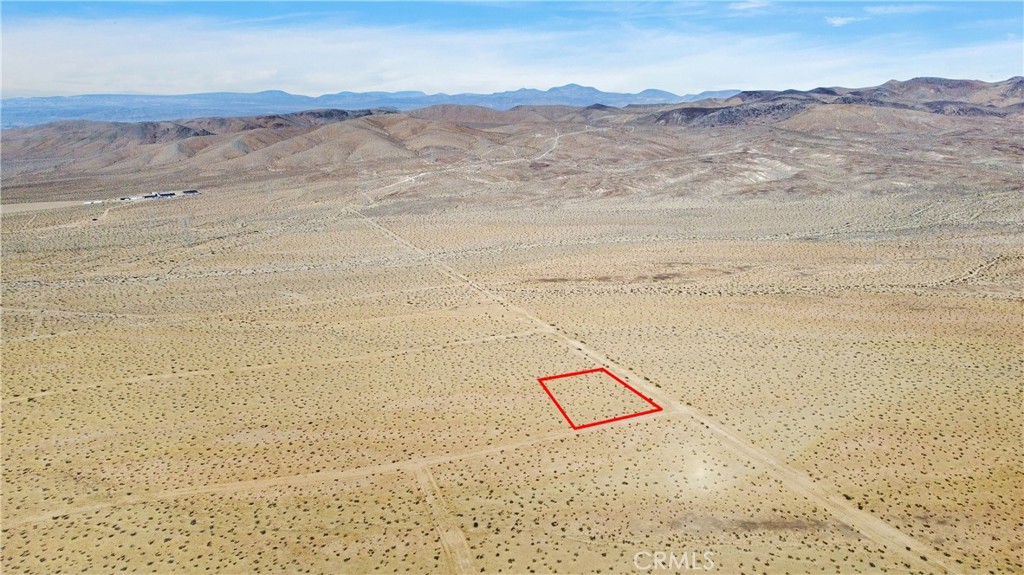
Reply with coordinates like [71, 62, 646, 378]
[2, 117, 1022, 574]
[0, 200, 93, 214]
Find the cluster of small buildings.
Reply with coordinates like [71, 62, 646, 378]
[110, 189, 201, 202]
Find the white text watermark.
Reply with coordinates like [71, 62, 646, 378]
[634, 550, 715, 571]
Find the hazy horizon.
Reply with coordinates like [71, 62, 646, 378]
[2, 1, 1021, 98]
[3, 83, 724, 100]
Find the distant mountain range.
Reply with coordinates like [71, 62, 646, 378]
[0, 84, 739, 128]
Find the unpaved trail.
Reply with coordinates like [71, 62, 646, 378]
[565, 329, 959, 573]
[414, 466, 474, 575]
[20, 212, 38, 230]
[935, 253, 1013, 285]
[4, 205, 962, 574]
[3, 329, 81, 343]
[534, 127, 596, 161]
[348, 207, 961, 575]
[2, 328, 543, 404]
[5, 414, 632, 528]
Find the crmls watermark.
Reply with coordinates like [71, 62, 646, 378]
[634, 550, 715, 571]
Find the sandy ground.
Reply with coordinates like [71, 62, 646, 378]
[2, 118, 1022, 574]
[0, 200, 96, 214]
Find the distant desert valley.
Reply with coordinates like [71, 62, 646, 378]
[2, 77, 1022, 574]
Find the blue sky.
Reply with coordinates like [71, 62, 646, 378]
[2, 1, 1021, 97]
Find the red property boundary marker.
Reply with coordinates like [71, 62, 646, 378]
[538, 367, 663, 430]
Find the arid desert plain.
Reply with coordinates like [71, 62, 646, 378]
[2, 80, 1023, 574]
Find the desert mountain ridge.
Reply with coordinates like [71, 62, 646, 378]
[649, 76, 1023, 127]
[2, 76, 1020, 208]
[0, 83, 739, 128]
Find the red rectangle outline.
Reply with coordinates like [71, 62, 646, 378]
[537, 367, 663, 430]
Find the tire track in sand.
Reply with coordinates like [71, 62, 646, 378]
[414, 466, 474, 575]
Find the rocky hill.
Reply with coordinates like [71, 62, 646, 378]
[644, 76, 1023, 128]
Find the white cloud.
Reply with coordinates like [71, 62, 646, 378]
[824, 4, 940, 28]
[728, 1, 769, 11]
[1, 15, 1021, 97]
[864, 4, 940, 15]
[826, 16, 868, 27]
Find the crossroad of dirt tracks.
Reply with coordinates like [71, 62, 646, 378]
[6, 205, 962, 575]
